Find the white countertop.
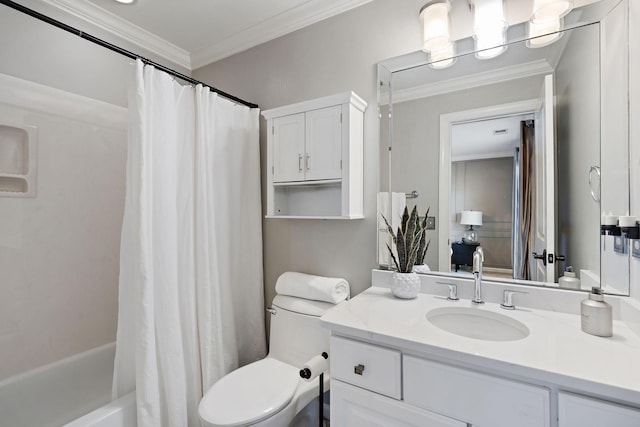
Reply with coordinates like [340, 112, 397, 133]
[321, 286, 640, 406]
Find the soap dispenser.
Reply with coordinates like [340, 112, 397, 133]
[581, 287, 612, 337]
[559, 266, 580, 290]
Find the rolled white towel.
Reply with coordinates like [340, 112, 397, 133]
[275, 272, 350, 304]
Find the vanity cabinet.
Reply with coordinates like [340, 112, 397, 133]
[404, 356, 550, 427]
[262, 92, 366, 219]
[330, 335, 550, 427]
[558, 392, 640, 427]
[323, 285, 640, 427]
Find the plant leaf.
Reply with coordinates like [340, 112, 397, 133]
[380, 213, 397, 245]
[386, 243, 400, 271]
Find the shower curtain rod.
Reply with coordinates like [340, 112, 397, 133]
[0, 0, 259, 109]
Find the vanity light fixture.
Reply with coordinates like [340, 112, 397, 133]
[113, 0, 135, 4]
[531, 0, 573, 23]
[420, 1, 456, 68]
[429, 41, 457, 69]
[471, 0, 508, 59]
[420, 1, 452, 52]
[527, 17, 563, 48]
[527, 0, 572, 48]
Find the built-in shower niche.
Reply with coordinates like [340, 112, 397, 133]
[0, 123, 37, 197]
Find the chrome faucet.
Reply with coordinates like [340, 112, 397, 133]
[472, 247, 484, 304]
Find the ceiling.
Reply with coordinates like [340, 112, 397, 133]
[451, 113, 534, 162]
[39, 0, 373, 70]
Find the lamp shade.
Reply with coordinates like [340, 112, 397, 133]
[460, 210, 483, 226]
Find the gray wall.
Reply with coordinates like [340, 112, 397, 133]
[451, 158, 513, 269]
[0, 1, 188, 107]
[193, 0, 430, 302]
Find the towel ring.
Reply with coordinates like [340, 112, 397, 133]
[588, 165, 601, 203]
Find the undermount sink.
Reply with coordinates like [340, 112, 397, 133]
[426, 306, 530, 342]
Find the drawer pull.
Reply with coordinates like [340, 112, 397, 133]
[354, 364, 365, 375]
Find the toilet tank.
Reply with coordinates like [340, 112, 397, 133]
[268, 295, 335, 368]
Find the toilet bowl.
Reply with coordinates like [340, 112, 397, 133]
[198, 294, 335, 427]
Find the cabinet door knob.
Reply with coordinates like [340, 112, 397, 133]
[354, 364, 365, 375]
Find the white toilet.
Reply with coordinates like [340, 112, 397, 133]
[198, 293, 335, 427]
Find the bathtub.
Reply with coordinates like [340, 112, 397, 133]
[0, 342, 136, 427]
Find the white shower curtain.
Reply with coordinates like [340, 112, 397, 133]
[112, 59, 266, 427]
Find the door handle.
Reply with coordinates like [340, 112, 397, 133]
[298, 154, 303, 172]
[532, 249, 547, 266]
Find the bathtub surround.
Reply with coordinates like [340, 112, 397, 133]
[112, 60, 265, 427]
[0, 73, 127, 380]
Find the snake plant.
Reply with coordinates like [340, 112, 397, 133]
[382, 206, 431, 273]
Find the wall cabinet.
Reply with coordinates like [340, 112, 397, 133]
[262, 92, 366, 219]
[272, 106, 342, 183]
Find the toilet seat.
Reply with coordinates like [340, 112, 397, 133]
[199, 358, 300, 427]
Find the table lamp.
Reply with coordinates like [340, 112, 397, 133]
[460, 210, 482, 243]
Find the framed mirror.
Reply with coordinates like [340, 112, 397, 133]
[378, 0, 630, 295]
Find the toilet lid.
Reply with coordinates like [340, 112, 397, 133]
[199, 358, 300, 427]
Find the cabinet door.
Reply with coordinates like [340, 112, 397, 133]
[305, 105, 342, 181]
[559, 392, 640, 427]
[404, 355, 550, 427]
[331, 380, 466, 427]
[272, 113, 305, 182]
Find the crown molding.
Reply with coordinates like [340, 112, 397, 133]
[40, 0, 191, 69]
[381, 59, 554, 105]
[191, 0, 374, 69]
[38, 0, 373, 71]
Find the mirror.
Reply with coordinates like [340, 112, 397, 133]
[378, 0, 630, 294]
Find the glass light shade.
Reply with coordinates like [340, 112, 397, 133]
[114, 0, 135, 3]
[532, 0, 573, 23]
[527, 18, 563, 48]
[420, 1, 452, 53]
[472, 0, 507, 59]
[429, 42, 456, 69]
[474, 31, 507, 59]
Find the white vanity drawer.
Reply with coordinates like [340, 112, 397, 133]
[403, 355, 550, 427]
[330, 335, 401, 399]
[558, 392, 640, 427]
